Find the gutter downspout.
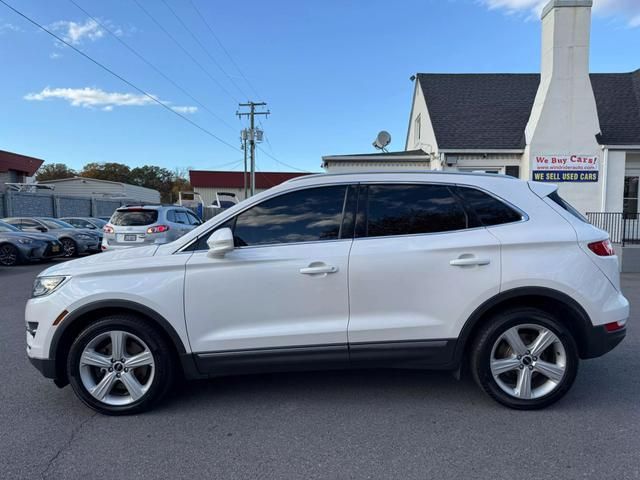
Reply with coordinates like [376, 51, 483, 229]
[600, 147, 608, 212]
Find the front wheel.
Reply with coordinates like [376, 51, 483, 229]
[470, 308, 579, 409]
[60, 238, 77, 257]
[67, 314, 175, 415]
[0, 243, 19, 266]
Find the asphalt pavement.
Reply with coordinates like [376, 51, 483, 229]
[1, 260, 639, 479]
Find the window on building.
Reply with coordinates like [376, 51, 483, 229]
[414, 115, 421, 145]
[505, 166, 520, 178]
[360, 184, 467, 238]
[624, 176, 639, 220]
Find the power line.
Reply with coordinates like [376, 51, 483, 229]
[188, 0, 262, 101]
[0, 0, 240, 152]
[257, 144, 311, 173]
[159, 0, 249, 101]
[131, 0, 239, 104]
[67, 0, 236, 132]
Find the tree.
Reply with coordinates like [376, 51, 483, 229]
[81, 162, 131, 183]
[35, 163, 77, 182]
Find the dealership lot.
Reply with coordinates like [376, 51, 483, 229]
[1, 262, 639, 480]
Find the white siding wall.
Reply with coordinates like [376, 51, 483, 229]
[324, 161, 432, 173]
[406, 83, 438, 161]
[605, 150, 627, 212]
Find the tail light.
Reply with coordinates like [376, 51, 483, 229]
[103, 225, 114, 234]
[588, 239, 615, 257]
[147, 225, 170, 234]
[604, 321, 625, 332]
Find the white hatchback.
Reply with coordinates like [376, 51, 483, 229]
[26, 172, 628, 414]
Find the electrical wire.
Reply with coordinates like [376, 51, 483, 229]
[188, 0, 262, 101]
[159, 0, 248, 101]
[0, 0, 240, 152]
[131, 0, 239, 104]
[67, 0, 236, 132]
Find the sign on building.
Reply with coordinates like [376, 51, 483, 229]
[532, 155, 599, 182]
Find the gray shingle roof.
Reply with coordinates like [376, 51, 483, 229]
[416, 70, 640, 150]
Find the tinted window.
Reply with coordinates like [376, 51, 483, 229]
[41, 218, 74, 229]
[363, 184, 467, 237]
[455, 187, 522, 226]
[233, 186, 348, 246]
[20, 219, 43, 229]
[111, 209, 159, 226]
[166, 210, 176, 222]
[186, 212, 201, 225]
[548, 191, 587, 222]
[0, 221, 20, 233]
[174, 211, 189, 224]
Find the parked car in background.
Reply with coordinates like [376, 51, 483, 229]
[102, 204, 202, 251]
[3, 217, 101, 257]
[26, 172, 627, 414]
[0, 220, 63, 266]
[61, 217, 108, 231]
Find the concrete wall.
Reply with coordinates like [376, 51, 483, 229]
[1, 191, 130, 220]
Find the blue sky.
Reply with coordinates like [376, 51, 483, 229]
[1, 0, 639, 174]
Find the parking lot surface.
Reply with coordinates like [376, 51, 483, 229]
[1, 261, 639, 479]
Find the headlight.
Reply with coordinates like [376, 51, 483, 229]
[18, 238, 34, 244]
[32, 276, 69, 298]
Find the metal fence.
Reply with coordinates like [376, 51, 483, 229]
[586, 212, 640, 246]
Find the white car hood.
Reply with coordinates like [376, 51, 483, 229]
[41, 245, 159, 276]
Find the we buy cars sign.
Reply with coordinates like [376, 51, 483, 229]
[532, 155, 599, 182]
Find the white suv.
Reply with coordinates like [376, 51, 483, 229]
[26, 172, 628, 414]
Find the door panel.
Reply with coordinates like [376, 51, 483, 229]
[348, 228, 500, 343]
[184, 240, 352, 353]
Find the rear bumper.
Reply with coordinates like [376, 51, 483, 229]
[581, 324, 627, 359]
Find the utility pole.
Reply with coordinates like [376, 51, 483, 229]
[237, 102, 269, 196]
[241, 129, 248, 199]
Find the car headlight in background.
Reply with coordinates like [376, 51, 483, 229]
[17, 238, 34, 244]
[32, 276, 69, 298]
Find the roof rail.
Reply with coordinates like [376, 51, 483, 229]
[284, 170, 518, 183]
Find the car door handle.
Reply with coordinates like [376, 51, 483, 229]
[299, 264, 338, 275]
[450, 257, 491, 267]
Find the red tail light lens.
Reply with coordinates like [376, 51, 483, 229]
[103, 226, 114, 234]
[604, 321, 625, 332]
[147, 225, 170, 234]
[588, 239, 615, 256]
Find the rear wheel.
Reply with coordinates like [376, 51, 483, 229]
[67, 314, 175, 415]
[470, 308, 579, 409]
[60, 238, 77, 257]
[0, 243, 19, 266]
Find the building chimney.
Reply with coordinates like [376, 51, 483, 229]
[524, 0, 602, 212]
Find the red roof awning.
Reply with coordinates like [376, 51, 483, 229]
[189, 170, 309, 189]
[0, 150, 45, 176]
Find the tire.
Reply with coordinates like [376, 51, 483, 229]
[60, 238, 77, 257]
[0, 243, 19, 266]
[470, 308, 579, 410]
[66, 314, 175, 415]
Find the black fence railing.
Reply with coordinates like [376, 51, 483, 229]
[586, 212, 640, 246]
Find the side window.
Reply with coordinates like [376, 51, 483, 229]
[166, 210, 176, 223]
[233, 186, 348, 246]
[455, 187, 522, 226]
[361, 184, 467, 238]
[186, 211, 202, 226]
[21, 219, 43, 231]
[174, 211, 189, 224]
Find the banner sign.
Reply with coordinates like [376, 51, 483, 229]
[532, 155, 599, 182]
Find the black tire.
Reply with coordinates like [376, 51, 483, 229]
[60, 238, 77, 257]
[66, 314, 175, 415]
[470, 308, 579, 410]
[0, 243, 19, 266]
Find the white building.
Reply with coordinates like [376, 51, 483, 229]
[37, 176, 160, 203]
[323, 0, 640, 222]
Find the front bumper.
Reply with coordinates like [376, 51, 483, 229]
[76, 238, 101, 253]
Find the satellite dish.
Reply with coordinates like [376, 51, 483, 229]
[373, 131, 391, 151]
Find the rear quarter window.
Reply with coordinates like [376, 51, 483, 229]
[111, 210, 159, 226]
[455, 187, 523, 226]
[547, 191, 588, 222]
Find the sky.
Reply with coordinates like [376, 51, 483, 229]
[0, 0, 639, 175]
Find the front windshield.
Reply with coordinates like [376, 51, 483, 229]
[0, 221, 20, 233]
[40, 218, 74, 229]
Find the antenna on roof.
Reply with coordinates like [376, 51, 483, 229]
[372, 131, 391, 153]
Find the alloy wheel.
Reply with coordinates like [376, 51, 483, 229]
[490, 324, 567, 400]
[78, 330, 155, 406]
[61, 238, 76, 257]
[0, 244, 18, 266]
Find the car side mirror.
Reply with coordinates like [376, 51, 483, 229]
[206, 227, 234, 257]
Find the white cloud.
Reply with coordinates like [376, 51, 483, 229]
[49, 52, 62, 60]
[481, 0, 640, 27]
[0, 22, 22, 34]
[24, 87, 197, 114]
[171, 106, 198, 114]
